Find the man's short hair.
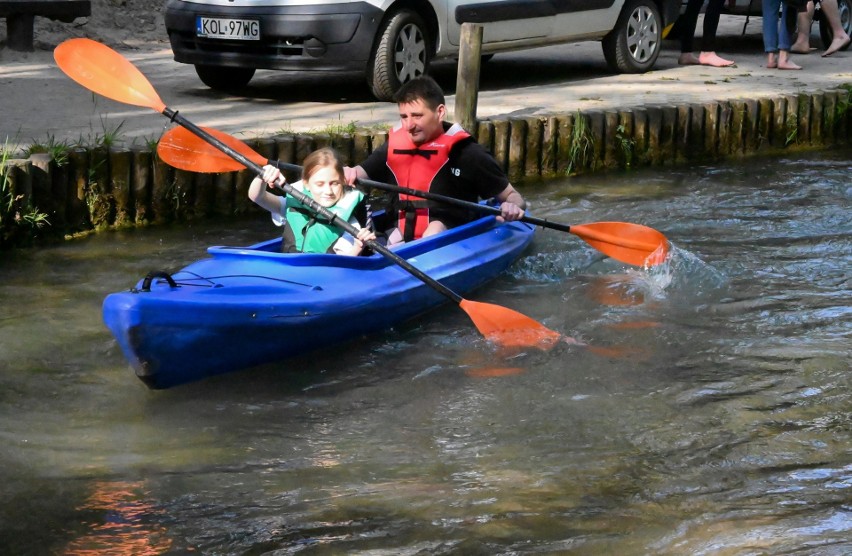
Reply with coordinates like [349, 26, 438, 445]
[392, 76, 445, 110]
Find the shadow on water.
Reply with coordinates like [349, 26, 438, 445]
[1, 150, 850, 554]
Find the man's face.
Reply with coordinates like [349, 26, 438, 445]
[398, 99, 446, 146]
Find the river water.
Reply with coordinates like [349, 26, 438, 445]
[1, 151, 849, 554]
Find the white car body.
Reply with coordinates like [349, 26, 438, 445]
[165, 0, 680, 99]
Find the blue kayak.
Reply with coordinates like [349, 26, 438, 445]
[103, 215, 536, 389]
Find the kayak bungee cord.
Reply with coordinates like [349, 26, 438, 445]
[132, 270, 321, 291]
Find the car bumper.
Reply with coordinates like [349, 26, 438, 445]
[164, 0, 384, 71]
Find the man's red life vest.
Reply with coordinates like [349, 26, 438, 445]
[386, 123, 471, 241]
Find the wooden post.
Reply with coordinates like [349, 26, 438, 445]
[729, 100, 747, 157]
[744, 99, 761, 153]
[492, 120, 510, 173]
[68, 147, 89, 230]
[660, 106, 677, 165]
[353, 131, 372, 164]
[193, 172, 214, 218]
[703, 101, 719, 159]
[213, 172, 234, 217]
[29, 153, 55, 230]
[645, 106, 662, 166]
[771, 96, 787, 148]
[541, 116, 558, 178]
[131, 146, 152, 225]
[822, 91, 838, 145]
[811, 92, 824, 147]
[109, 147, 132, 227]
[275, 135, 296, 165]
[507, 118, 526, 182]
[152, 152, 174, 224]
[632, 108, 648, 167]
[689, 104, 705, 159]
[89, 147, 111, 230]
[455, 22, 483, 133]
[797, 93, 811, 146]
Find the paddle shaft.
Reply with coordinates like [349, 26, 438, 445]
[162, 109, 465, 304]
[270, 159, 659, 252]
[269, 159, 572, 231]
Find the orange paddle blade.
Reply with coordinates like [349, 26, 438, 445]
[54, 38, 167, 113]
[570, 222, 668, 267]
[459, 299, 562, 350]
[157, 126, 263, 172]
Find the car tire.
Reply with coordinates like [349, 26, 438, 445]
[602, 0, 662, 73]
[819, 0, 852, 51]
[367, 9, 432, 101]
[194, 65, 256, 91]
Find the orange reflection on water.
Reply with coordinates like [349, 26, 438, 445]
[63, 480, 173, 555]
[465, 367, 526, 378]
[586, 275, 645, 306]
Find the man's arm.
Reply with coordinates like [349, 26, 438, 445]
[343, 165, 369, 186]
[495, 184, 526, 222]
[345, 143, 389, 186]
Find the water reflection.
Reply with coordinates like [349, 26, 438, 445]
[63, 481, 172, 555]
[1, 151, 849, 554]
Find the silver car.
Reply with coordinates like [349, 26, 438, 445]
[164, 0, 680, 100]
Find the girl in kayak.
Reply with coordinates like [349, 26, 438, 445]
[249, 147, 376, 255]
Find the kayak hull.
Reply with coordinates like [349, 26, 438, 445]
[103, 216, 535, 389]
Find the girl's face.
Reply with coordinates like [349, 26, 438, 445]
[305, 165, 344, 207]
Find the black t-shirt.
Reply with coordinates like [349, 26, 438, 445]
[360, 135, 509, 229]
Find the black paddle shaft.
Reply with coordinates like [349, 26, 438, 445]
[163, 109, 464, 304]
[269, 159, 572, 234]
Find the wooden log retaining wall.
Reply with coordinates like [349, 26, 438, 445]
[2, 88, 850, 245]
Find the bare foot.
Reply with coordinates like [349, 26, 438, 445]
[766, 53, 778, 68]
[790, 38, 814, 54]
[678, 52, 700, 65]
[698, 52, 735, 67]
[777, 60, 802, 70]
[822, 34, 851, 57]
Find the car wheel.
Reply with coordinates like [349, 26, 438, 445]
[819, 0, 852, 51]
[367, 9, 432, 101]
[194, 65, 256, 91]
[602, 0, 662, 73]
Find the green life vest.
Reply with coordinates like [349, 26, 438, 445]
[285, 187, 365, 253]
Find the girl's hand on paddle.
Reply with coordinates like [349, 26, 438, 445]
[498, 201, 524, 223]
[351, 227, 377, 255]
[261, 165, 286, 188]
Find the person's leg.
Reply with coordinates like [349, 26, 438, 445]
[698, 0, 735, 66]
[821, 0, 852, 56]
[763, 0, 781, 66]
[679, 0, 703, 64]
[422, 221, 447, 238]
[778, 3, 803, 68]
[791, 1, 816, 53]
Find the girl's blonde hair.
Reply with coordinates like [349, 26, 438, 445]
[302, 147, 345, 182]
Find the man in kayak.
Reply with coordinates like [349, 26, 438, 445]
[344, 75, 526, 243]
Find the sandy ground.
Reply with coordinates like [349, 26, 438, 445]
[1, 7, 850, 154]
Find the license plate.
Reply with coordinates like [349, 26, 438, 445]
[196, 17, 260, 40]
